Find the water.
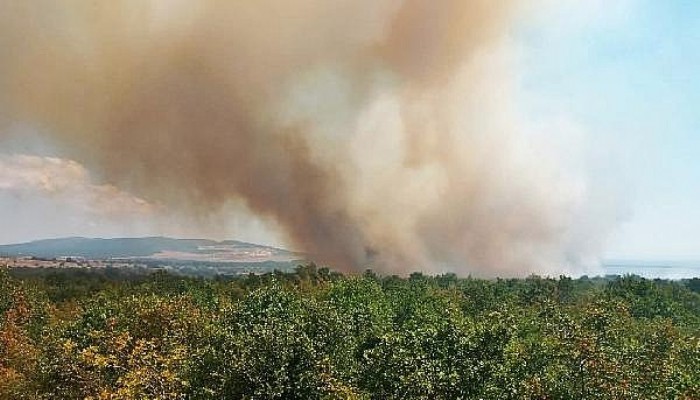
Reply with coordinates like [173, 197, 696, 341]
[602, 260, 700, 280]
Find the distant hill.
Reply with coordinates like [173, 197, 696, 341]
[0, 237, 301, 263]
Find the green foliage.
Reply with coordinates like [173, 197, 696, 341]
[0, 267, 698, 399]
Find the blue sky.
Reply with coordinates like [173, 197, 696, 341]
[517, 0, 700, 261]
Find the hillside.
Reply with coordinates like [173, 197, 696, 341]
[0, 236, 300, 263]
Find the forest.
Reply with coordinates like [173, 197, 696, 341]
[1, 265, 699, 399]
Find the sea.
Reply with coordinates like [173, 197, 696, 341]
[601, 260, 700, 280]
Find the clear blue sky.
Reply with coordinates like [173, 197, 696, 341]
[517, 0, 700, 261]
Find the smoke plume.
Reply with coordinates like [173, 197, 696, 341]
[0, 0, 611, 275]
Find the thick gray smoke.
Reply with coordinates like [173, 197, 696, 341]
[0, 0, 611, 275]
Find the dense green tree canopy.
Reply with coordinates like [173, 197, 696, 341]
[0, 266, 698, 399]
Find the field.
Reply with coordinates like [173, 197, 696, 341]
[1, 265, 699, 399]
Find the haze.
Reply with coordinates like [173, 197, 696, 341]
[1, 1, 698, 276]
